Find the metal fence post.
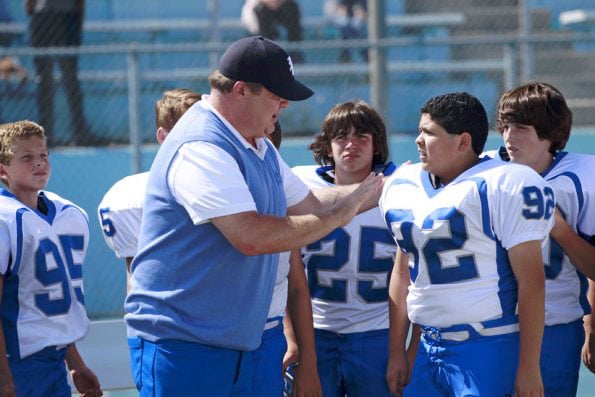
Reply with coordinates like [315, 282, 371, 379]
[126, 46, 142, 174]
[208, 0, 221, 69]
[503, 42, 517, 90]
[368, 0, 388, 126]
[519, 0, 533, 83]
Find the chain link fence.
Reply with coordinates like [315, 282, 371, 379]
[1, 0, 595, 317]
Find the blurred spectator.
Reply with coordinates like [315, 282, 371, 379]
[1, 0, 27, 84]
[324, 0, 368, 63]
[241, 0, 304, 63]
[25, 0, 100, 146]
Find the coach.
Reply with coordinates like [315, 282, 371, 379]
[124, 36, 381, 396]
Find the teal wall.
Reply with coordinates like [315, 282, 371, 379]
[45, 130, 595, 318]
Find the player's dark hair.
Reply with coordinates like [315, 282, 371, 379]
[310, 100, 389, 167]
[496, 81, 572, 154]
[421, 92, 488, 155]
[155, 88, 201, 131]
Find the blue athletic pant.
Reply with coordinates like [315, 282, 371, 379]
[128, 337, 253, 397]
[541, 319, 584, 397]
[314, 328, 391, 397]
[9, 345, 70, 397]
[405, 327, 518, 397]
[252, 320, 286, 397]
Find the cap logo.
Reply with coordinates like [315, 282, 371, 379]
[287, 56, 295, 76]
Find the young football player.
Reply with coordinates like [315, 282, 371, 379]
[381, 92, 552, 396]
[0, 120, 102, 396]
[494, 81, 595, 395]
[291, 100, 397, 396]
[98, 88, 201, 290]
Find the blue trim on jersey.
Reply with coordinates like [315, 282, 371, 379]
[0, 208, 25, 359]
[0, 196, 28, 359]
[547, 172, 584, 218]
[578, 271, 591, 315]
[470, 176, 517, 325]
[495, 239, 518, 320]
[315, 162, 397, 184]
[1, 273, 21, 360]
[390, 179, 418, 188]
[469, 177, 495, 239]
[544, 167, 590, 315]
[420, 171, 441, 197]
[11, 209, 26, 276]
[315, 165, 334, 180]
[542, 151, 568, 176]
[34, 193, 57, 224]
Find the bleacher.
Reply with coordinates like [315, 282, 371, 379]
[2, 0, 595, 144]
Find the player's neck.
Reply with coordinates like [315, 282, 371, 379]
[334, 168, 369, 185]
[439, 155, 480, 186]
[11, 188, 40, 209]
[530, 153, 554, 175]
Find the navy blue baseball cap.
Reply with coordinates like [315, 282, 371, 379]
[218, 36, 314, 101]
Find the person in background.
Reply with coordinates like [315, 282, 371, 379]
[25, 0, 100, 146]
[324, 0, 368, 63]
[493, 81, 595, 395]
[0, 120, 102, 397]
[288, 100, 397, 396]
[98, 88, 201, 291]
[381, 92, 552, 396]
[0, 0, 27, 86]
[241, 0, 304, 63]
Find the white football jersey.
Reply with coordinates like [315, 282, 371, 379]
[98, 172, 149, 259]
[0, 189, 90, 359]
[486, 148, 595, 325]
[293, 165, 397, 333]
[268, 251, 290, 320]
[379, 158, 555, 329]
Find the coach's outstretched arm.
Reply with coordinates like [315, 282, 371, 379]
[287, 172, 385, 217]
[211, 172, 382, 256]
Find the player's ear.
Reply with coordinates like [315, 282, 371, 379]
[458, 132, 473, 152]
[0, 164, 8, 183]
[232, 81, 248, 98]
[156, 127, 168, 144]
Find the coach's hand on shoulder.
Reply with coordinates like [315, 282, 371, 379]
[337, 172, 384, 223]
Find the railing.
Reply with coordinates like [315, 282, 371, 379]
[3, 31, 595, 171]
[0, 12, 465, 35]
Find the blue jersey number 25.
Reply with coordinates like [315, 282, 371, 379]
[306, 226, 395, 303]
